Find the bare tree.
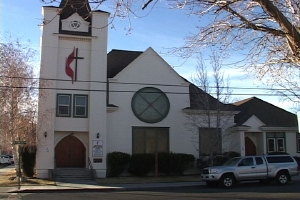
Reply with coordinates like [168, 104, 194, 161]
[0, 36, 39, 174]
[184, 52, 238, 166]
[165, 0, 300, 104]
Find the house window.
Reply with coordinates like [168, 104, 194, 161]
[199, 128, 221, 155]
[132, 127, 169, 154]
[73, 95, 88, 118]
[57, 94, 71, 117]
[266, 132, 285, 153]
[297, 134, 300, 153]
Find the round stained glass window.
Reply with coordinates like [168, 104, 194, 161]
[131, 87, 170, 123]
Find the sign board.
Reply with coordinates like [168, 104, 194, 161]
[92, 140, 103, 157]
[93, 158, 102, 163]
[13, 141, 26, 145]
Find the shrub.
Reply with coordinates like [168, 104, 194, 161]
[213, 155, 227, 166]
[169, 153, 195, 175]
[197, 151, 241, 168]
[223, 151, 241, 158]
[197, 156, 210, 170]
[127, 152, 195, 176]
[157, 152, 170, 175]
[128, 154, 154, 176]
[158, 152, 195, 175]
[20, 146, 36, 177]
[213, 151, 241, 166]
[107, 152, 130, 177]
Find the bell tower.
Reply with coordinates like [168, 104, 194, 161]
[37, 0, 109, 178]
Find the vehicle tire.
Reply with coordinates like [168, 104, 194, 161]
[220, 174, 235, 188]
[206, 181, 218, 187]
[276, 172, 289, 185]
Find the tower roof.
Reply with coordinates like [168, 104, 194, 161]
[58, 0, 92, 36]
[59, 0, 91, 20]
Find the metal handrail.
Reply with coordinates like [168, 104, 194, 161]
[88, 157, 95, 180]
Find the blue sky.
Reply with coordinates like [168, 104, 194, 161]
[0, 0, 292, 111]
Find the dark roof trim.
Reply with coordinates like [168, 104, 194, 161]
[107, 49, 143, 78]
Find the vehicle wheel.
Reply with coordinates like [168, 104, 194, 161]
[206, 181, 218, 187]
[220, 174, 235, 188]
[276, 172, 289, 185]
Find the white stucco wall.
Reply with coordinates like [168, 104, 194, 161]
[286, 131, 300, 156]
[37, 6, 109, 178]
[107, 48, 198, 158]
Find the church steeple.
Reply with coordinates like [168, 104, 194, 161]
[58, 0, 92, 36]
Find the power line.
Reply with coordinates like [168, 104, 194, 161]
[1, 75, 298, 92]
[0, 85, 299, 97]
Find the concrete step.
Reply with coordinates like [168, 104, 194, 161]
[54, 168, 92, 181]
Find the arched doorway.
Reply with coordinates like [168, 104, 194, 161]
[245, 136, 257, 156]
[55, 135, 86, 168]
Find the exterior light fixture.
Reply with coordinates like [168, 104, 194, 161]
[96, 133, 100, 139]
[44, 132, 47, 138]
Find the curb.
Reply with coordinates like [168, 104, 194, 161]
[7, 182, 203, 193]
[9, 187, 126, 193]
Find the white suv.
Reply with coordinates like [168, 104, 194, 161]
[0, 155, 11, 165]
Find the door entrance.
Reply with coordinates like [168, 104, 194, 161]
[55, 135, 86, 168]
[245, 136, 257, 156]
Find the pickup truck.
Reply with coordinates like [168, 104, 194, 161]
[200, 155, 299, 188]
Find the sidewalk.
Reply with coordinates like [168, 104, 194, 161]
[4, 181, 203, 193]
[1, 165, 299, 193]
[0, 165, 203, 193]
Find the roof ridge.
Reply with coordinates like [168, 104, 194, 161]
[232, 96, 255, 106]
[108, 49, 144, 53]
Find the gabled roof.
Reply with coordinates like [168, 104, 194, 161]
[107, 49, 143, 78]
[233, 97, 297, 127]
[187, 83, 237, 111]
[106, 49, 236, 112]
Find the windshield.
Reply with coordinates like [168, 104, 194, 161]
[222, 157, 241, 166]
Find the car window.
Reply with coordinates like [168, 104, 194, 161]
[255, 157, 263, 165]
[238, 158, 254, 166]
[222, 157, 241, 166]
[266, 156, 294, 163]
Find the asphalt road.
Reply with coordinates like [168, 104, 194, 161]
[3, 180, 300, 200]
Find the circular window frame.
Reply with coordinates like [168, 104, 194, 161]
[131, 87, 170, 123]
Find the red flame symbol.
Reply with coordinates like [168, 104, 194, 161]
[66, 47, 75, 83]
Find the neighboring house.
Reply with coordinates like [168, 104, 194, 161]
[228, 97, 300, 157]
[36, 0, 299, 179]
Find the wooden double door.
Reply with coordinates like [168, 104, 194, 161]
[55, 135, 86, 168]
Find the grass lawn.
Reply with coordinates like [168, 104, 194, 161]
[0, 165, 200, 186]
[0, 166, 55, 187]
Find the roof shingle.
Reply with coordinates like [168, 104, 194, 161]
[107, 49, 143, 78]
[233, 97, 297, 127]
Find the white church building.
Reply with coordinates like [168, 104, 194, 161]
[36, 0, 299, 179]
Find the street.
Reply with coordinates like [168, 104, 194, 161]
[2, 180, 300, 200]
